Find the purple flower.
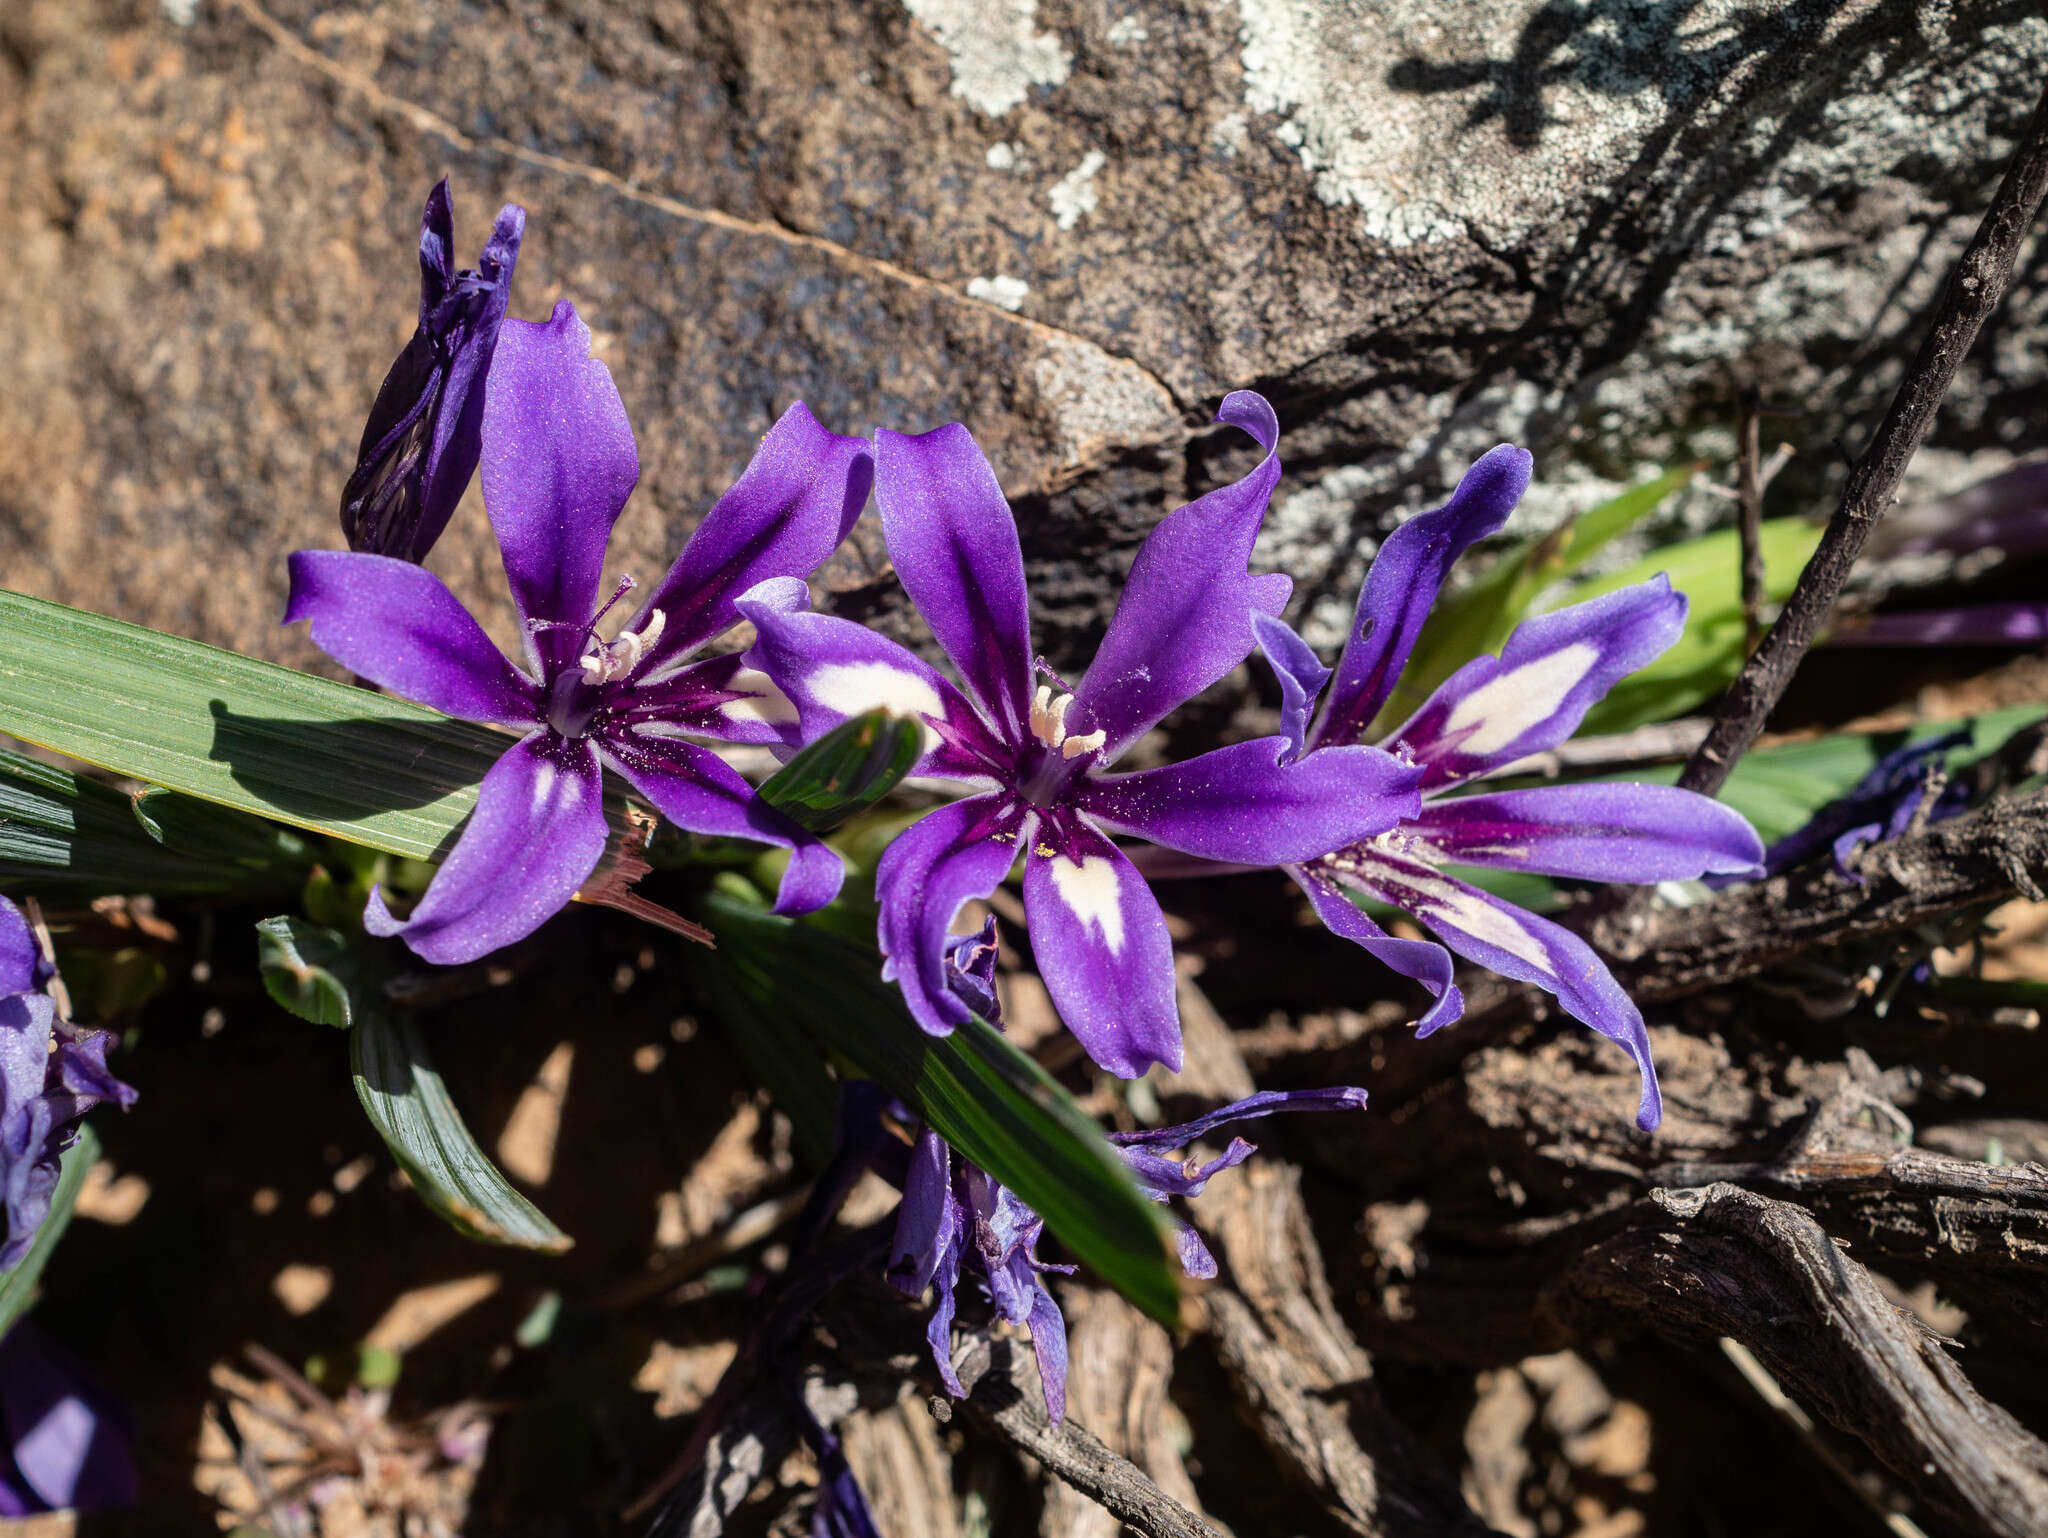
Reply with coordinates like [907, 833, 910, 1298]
[289, 301, 871, 963]
[1, 898, 138, 1270]
[1749, 730, 1971, 883]
[0, 1321, 139, 1516]
[1826, 601, 2048, 648]
[1249, 447, 1765, 1131]
[741, 393, 1422, 1077]
[883, 921, 1368, 1421]
[342, 181, 525, 563]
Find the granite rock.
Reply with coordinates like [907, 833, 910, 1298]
[1, 0, 2042, 671]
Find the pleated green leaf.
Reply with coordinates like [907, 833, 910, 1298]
[256, 916, 359, 1029]
[695, 894, 1179, 1326]
[756, 710, 923, 834]
[0, 747, 313, 896]
[351, 1010, 572, 1253]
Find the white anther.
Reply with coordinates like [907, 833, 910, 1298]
[1046, 692, 1071, 741]
[1061, 729, 1106, 759]
[1030, 684, 1054, 743]
[579, 653, 608, 683]
[632, 607, 667, 653]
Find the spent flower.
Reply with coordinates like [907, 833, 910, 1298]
[290, 301, 870, 963]
[883, 919, 1368, 1421]
[1249, 447, 1764, 1129]
[742, 393, 1421, 1077]
[342, 180, 525, 563]
[0, 898, 137, 1270]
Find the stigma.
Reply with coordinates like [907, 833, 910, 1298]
[1028, 685, 1106, 761]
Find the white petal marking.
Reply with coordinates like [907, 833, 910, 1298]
[1361, 859, 1552, 972]
[808, 661, 949, 754]
[1047, 854, 1127, 956]
[1442, 642, 1601, 757]
[720, 667, 800, 727]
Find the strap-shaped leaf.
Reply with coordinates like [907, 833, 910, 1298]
[351, 1009, 572, 1253]
[695, 895, 1180, 1326]
[0, 1123, 99, 1338]
[755, 710, 922, 834]
[0, 589, 633, 862]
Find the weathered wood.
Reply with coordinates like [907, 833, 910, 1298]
[1560, 1184, 2048, 1538]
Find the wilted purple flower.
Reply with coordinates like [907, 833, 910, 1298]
[1, 899, 137, 1270]
[741, 393, 1421, 1077]
[1249, 448, 1764, 1130]
[289, 301, 870, 963]
[0, 1321, 139, 1516]
[1748, 730, 1971, 883]
[342, 180, 525, 563]
[1826, 601, 2048, 648]
[883, 920, 1368, 1421]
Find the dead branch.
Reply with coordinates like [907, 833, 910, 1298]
[1680, 76, 2048, 795]
[1599, 788, 2048, 1001]
[1559, 1183, 2048, 1538]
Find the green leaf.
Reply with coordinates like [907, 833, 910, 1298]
[1567, 518, 1823, 734]
[256, 916, 359, 1029]
[0, 589, 629, 863]
[695, 895, 1180, 1326]
[756, 710, 922, 834]
[0, 1122, 99, 1339]
[351, 1010, 572, 1253]
[0, 747, 313, 897]
[1388, 465, 1696, 722]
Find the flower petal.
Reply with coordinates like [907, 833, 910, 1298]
[610, 651, 799, 748]
[597, 728, 843, 914]
[874, 423, 1035, 741]
[632, 403, 874, 667]
[0, 1324, 139, 1513]
[1107, 1086, 1370, 1149]
[364, 734, 607, 963]
[0, 899, 40, 998]
[1389, 577, 1686, 791]
[1314, 444, 1531, 748]
[480, 301, 639, 674]
[1408, 782, 1765, 882]
[888, 1127, 955, 1296]
[1069, 392, 1283, 761]
[1253, 612, 1331, 765]
[1072, 737, 1420, 865]
[1290, 865, 1464, 1033]
[1020, 818, 1179, 1077]
[737, 577, 1010, 779]
[1336, 846, 1661, 1129]
[285, 551, 539, 725]
[1117, 1138, 1255, 1200]
[875, 795, 1030, 1037]
[1025, 1282, 1070, 1425]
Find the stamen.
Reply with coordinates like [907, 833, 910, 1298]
[1061, 729, 1105, 760]
[1046, 692, 1071, 741]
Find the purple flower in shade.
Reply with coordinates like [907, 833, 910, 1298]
[1, 898, 137, 1271]
[288, 301, 871, 963]
[1747, 730, 1971, 884]
[883, 919, 1368, 1422]
[739, 393, 1423, 1077]
[0, 1321, 139, 1516]
[1825, 601, 2048, 648]
[342, 180, 525, 563]
[1245, 447, 1765, 1131]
